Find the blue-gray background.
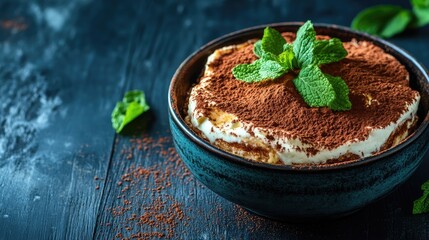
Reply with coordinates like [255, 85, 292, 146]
[0, 0, 428, 239]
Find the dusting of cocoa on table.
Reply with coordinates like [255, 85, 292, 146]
[0, 19, 27, 31]
[98, 133, 193, 239]
[233, 205, 290, 236]
[233, 205, 264, 232]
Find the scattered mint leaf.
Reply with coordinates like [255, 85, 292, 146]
[351, 5, 413, 38]
[293, 65, 336, 107]
[413, 180, 429, 214]
[326, 74, 352, 110]
[232, 21, 351, 111]
[293, 20, 316, 68]
[411, 0, 429, 27]
[412, 0, 429, 10]
[313, 38, 348, 65]
[261, 27, 286, 55]
[253, 40, 263, 58]
[232, 58, 286, 83]
[111, 90, 150, 133]
[351, 1, 429, 38]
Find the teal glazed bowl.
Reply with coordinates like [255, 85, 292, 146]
[168, 23, 429, 220]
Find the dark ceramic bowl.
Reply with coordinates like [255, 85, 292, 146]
[168, 22, 429, 220]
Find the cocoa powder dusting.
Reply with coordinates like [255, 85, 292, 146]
[99, 133, 193, 239]
[232, 205, 291, 237]
[194, 32, 419, 151]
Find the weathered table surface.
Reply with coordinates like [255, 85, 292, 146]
[1, 0, 428, 239]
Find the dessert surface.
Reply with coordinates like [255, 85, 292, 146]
[187, 33, 420, 165]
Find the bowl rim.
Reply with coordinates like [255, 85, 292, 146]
[168, 22, 429, 173]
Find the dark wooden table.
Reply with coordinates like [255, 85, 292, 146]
[1, 0, 428, 239]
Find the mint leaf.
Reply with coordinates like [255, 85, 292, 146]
[233, 61, 262, 82]
[111, 90, 150, 133]
[283, 43, 293, 52]
[413, 180, 429, 214]
[278, 46, 295, 70]
[293, 20, 316, 67]
[232, 58, 286, 83]
[261, 27, 286, 55]
[411, 0, 429, 27]
[313, 38, 348, 65]
[253, 40, 263, 58]
[259, 60, 286, 80]
[326, 74, 352, 110]
[293, 65, 336, 107]
[260, 52, 279, 62]
[351, 5, 413, 38]
[412, 0, 429, 10]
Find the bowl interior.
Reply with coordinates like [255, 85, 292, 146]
[169, 22, 429, 171]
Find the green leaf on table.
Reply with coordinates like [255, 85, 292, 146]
[351, 5, 413, 38]
[261, 27, 286, 55]
[411, 0, 429, 27]
[111, 90, 150, 133]
[313, 38, 348, 65]
[413, 180, 429, 214]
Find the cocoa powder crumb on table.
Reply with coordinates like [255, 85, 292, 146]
[103, 133, 193, 239]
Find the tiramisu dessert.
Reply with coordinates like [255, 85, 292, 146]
[185, 21, 420, 165]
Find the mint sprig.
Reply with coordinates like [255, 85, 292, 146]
[351, 1, 429, 38]
[111, 90, 150, 133]
[413, 180, 429, 214]
[232, 20, 351, 111]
